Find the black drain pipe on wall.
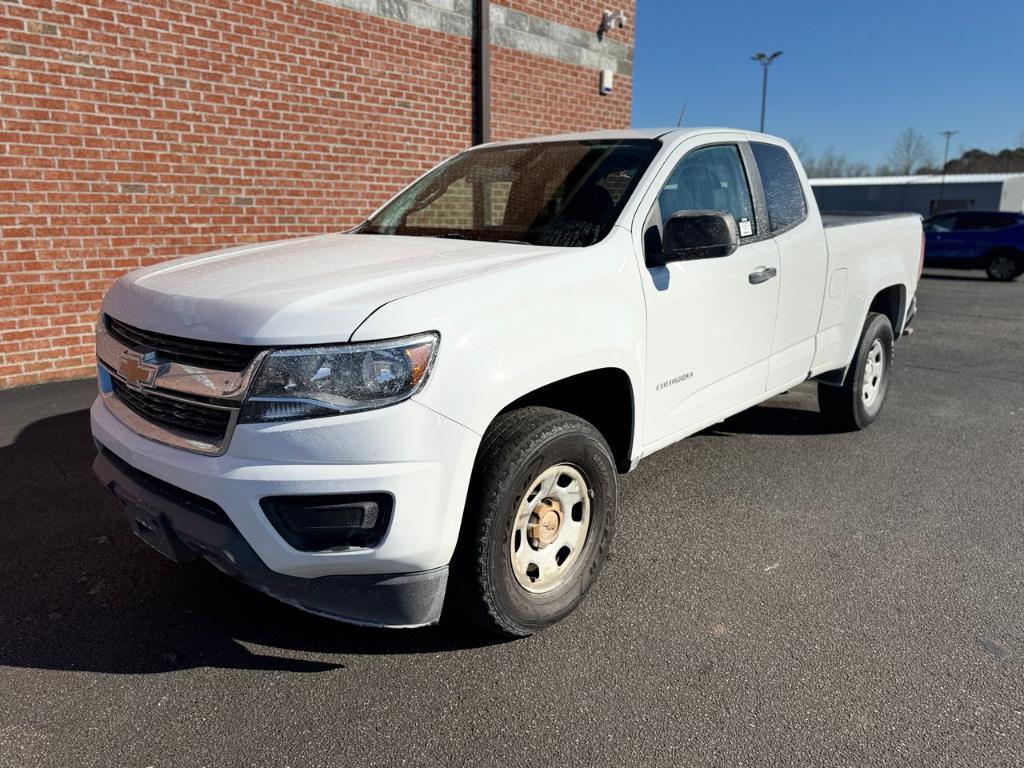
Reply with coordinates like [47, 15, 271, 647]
[472, 0, 491, 145]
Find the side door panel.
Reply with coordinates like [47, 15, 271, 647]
[747, 142, 829, 391]
[643, 240, 780, 443]
[924, 214, 959, 265]
[633, 137, 781, 448]
[766, 221, 827, 389]
[947, 215, 984, 262]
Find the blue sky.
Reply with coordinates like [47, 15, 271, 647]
[631, 0, 1023, 168]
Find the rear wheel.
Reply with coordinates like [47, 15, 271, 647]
[451, 407, 617, 638]
[985, 251, 1021, 281]
[818, 312, 894, 431]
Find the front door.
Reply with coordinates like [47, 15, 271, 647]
[923, 213, 960, 266]
[637, 141, 781, 448]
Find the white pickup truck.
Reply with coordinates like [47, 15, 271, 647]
[91, 128, 922, 636]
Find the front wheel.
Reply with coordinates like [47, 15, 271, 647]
[818, 312, 894, 431]
[451, 407, 617, 638]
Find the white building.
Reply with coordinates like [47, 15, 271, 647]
[810, 173, 1024, 216]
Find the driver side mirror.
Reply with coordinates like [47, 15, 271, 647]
[650, 210, 739, 266]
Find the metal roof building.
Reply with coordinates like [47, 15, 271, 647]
[810, 173, 1024, 217]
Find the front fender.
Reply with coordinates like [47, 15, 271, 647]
[351, 231, 647, 461]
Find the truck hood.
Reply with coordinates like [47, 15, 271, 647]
[103, 233, 560, 345]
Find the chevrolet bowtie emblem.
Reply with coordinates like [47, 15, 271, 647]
[117, 350, 160, 390]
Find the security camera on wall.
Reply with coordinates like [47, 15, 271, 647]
[599, 9, 627, 36]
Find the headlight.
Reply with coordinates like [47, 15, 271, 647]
[240, 332, 438, 423]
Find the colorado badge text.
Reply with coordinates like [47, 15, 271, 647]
[656, 372, 693, 391]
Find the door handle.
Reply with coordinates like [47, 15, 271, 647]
[748, 266, 777, 285]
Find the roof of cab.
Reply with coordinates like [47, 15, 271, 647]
[482, 127, 767, 146]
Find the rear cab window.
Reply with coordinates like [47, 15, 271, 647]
[750, 142, 807, 233]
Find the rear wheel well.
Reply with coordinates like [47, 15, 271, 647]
[497, 368, 634, 473]
[817, 287, 905, 388]
[869, 284, 905, 335]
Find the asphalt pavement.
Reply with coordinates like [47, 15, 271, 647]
[1, 269, 1022, 767]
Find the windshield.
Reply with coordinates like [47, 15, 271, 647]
[357, 139, 661, 247]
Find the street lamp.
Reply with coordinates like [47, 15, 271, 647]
[752, 51, 783, 133]
[937, 130, 959, 210]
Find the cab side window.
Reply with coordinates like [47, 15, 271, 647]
[751, 142, 807, 232]
[655, 145, 755, 240]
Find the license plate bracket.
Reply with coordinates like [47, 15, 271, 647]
[112, 486, 198, 563]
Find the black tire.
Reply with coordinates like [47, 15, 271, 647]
[818, 312, 894, 431]
[451, 406, 617, 638]
[984, 250, 1021, 281]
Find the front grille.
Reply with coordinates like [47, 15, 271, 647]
[111, 378, 232, 440]
[105, 315, 260, 372]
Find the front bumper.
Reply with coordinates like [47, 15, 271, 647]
[93, 446, 448, 627]
[91, 394, 480, 577]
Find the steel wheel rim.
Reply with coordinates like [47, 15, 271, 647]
[509, 464, 591, 593]
[861, 338, 885, 408]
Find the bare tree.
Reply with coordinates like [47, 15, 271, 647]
[783, 137, 872, 178]
[810, 149, 846, 177]
[787, 136, 813, 163]
[1018, 130, 1024, 149]
[845, 159, 872, 177]
[885, 128, 937, 175]
[803, 147, 872, 178]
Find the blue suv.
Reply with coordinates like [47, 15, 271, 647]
[923, 211, 1024, 281]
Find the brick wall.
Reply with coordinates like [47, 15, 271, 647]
[491, 46, 631, 141]
[498, 0, 634, 47]
[0, 0, 633, 388]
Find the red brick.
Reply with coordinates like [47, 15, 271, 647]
[0, 0, 632, 389]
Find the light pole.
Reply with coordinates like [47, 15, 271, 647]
[937, 130, 958, 210]
[752, 51, 783, 133]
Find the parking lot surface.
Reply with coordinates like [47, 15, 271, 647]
[1, 270, 1022, 767]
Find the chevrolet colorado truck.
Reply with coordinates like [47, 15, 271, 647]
[91, 128, 922, 637]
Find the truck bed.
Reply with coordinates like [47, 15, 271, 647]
[810, 212, 922, 378]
